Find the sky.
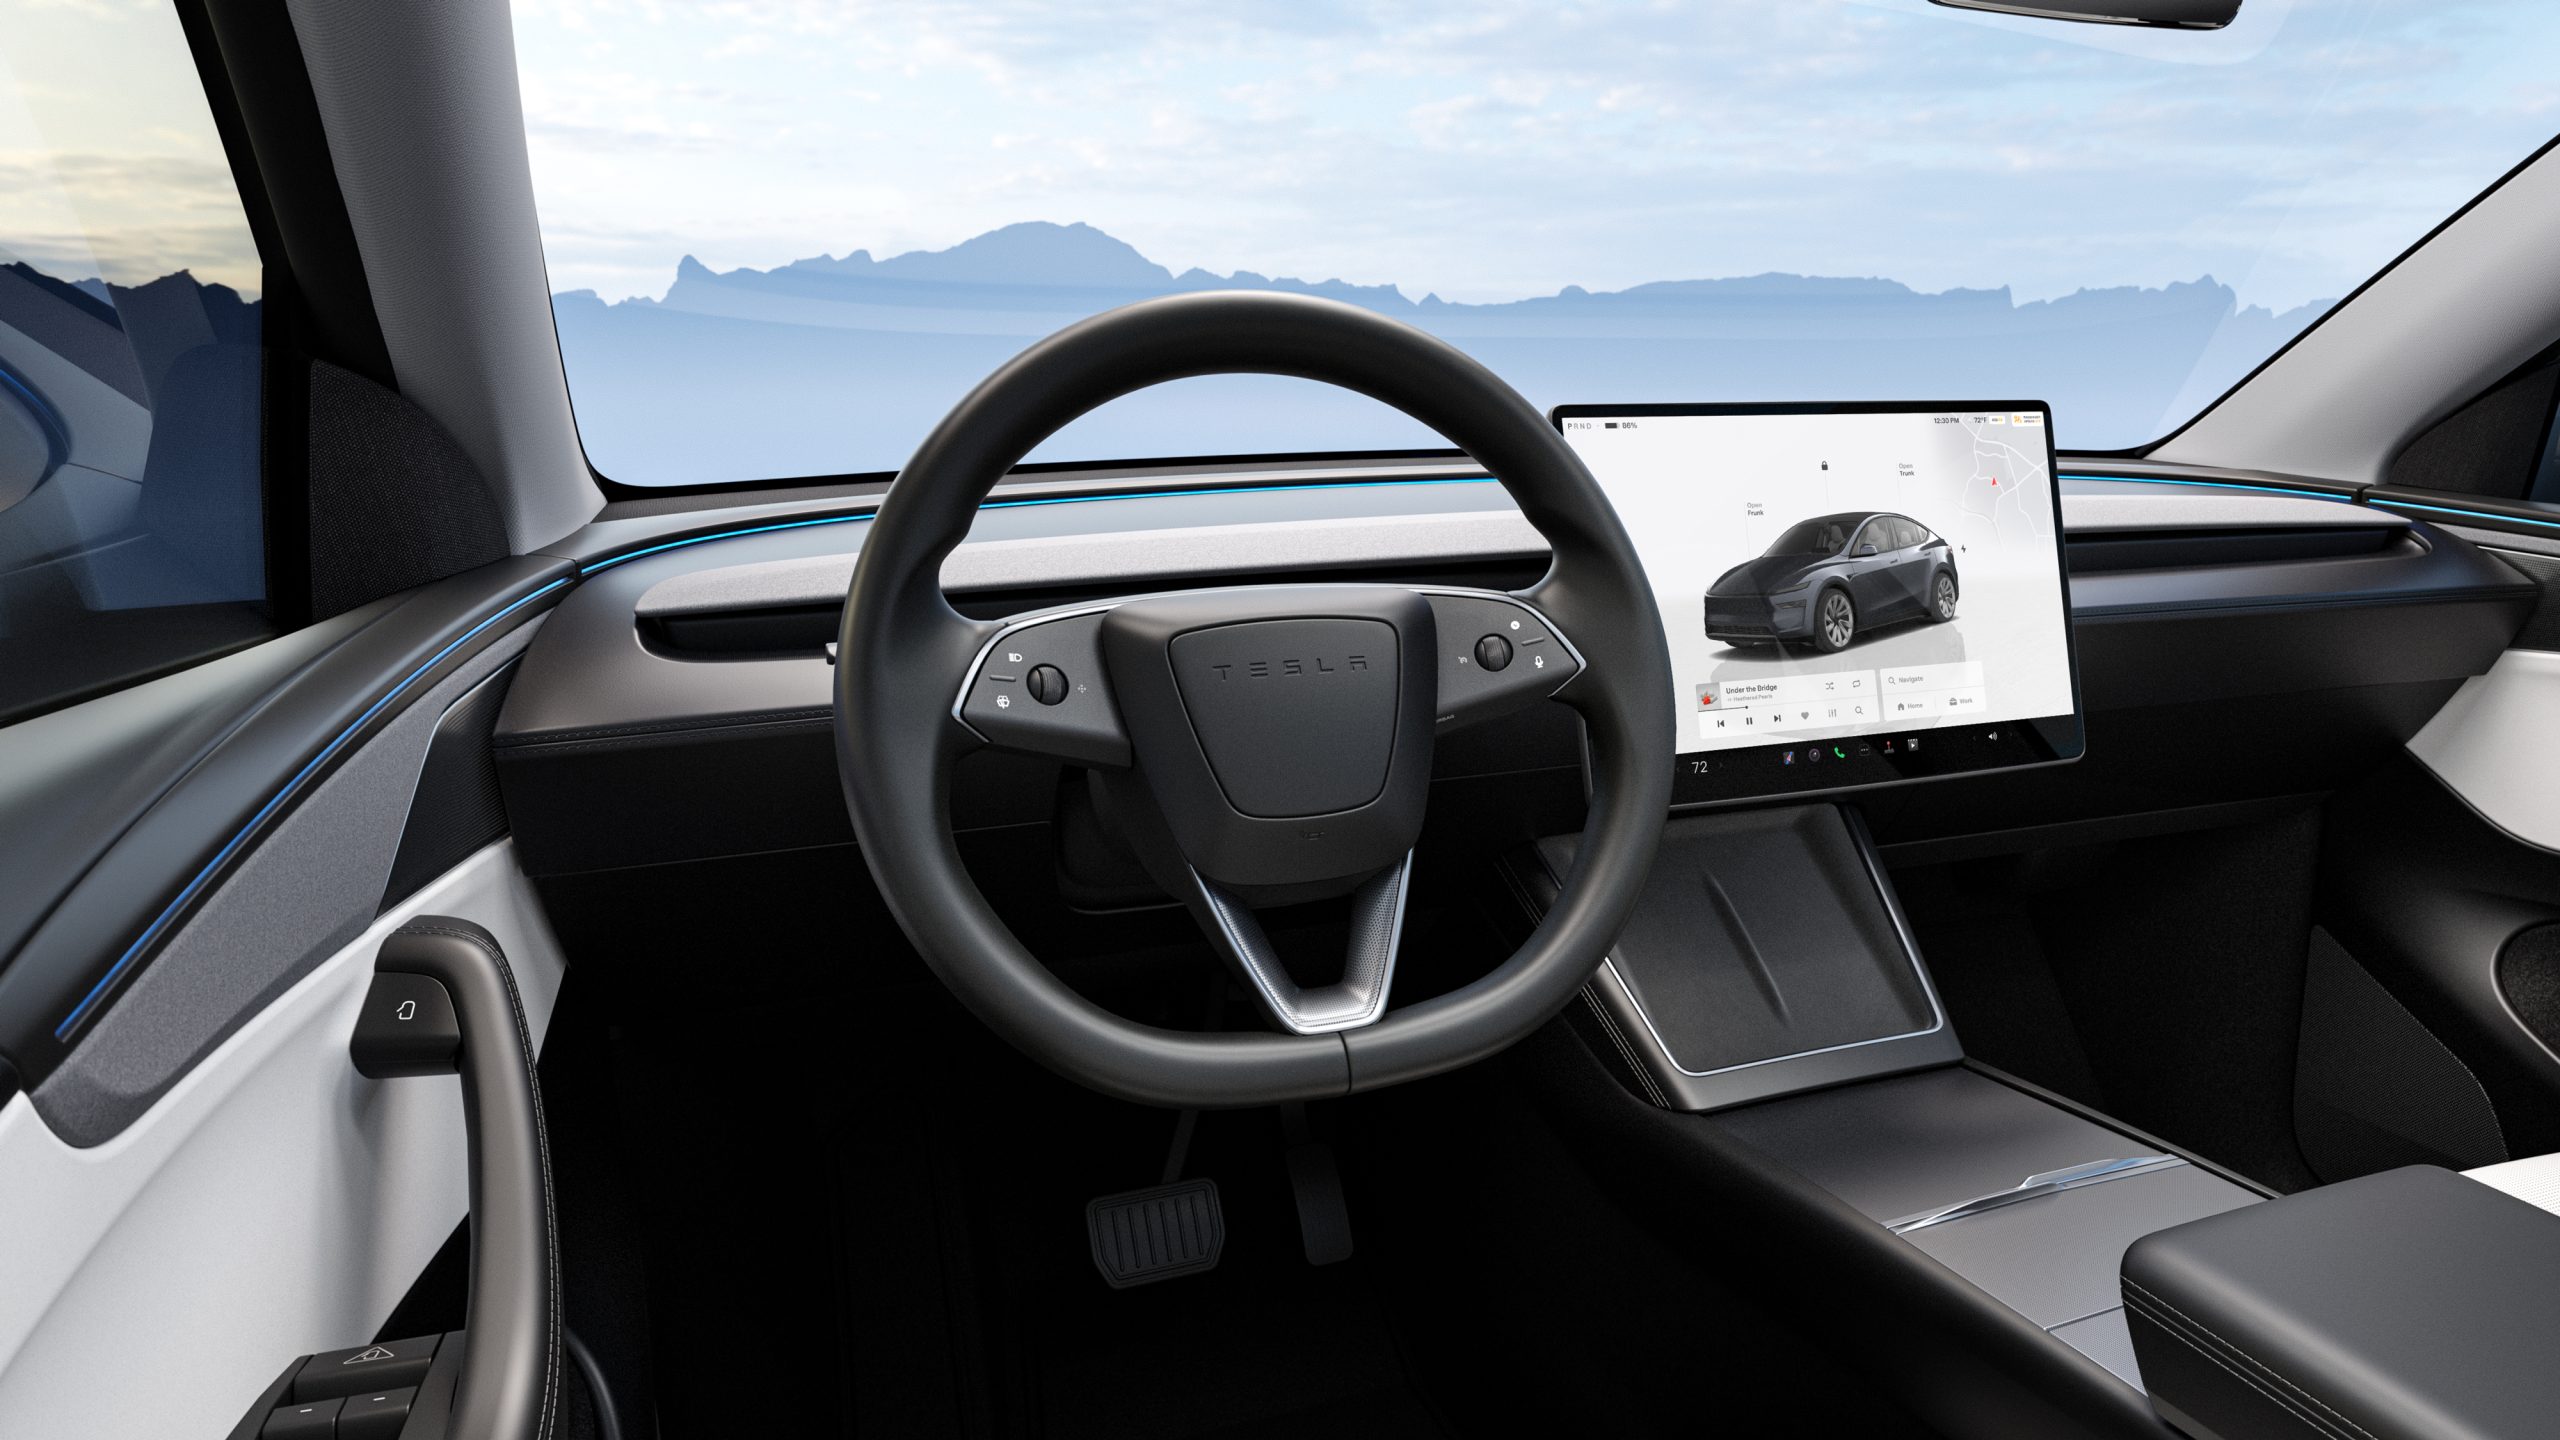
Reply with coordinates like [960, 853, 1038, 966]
[510, 0, 2560, 312]
[2, 0, 2551, 319]
[0, 0, 261, 295]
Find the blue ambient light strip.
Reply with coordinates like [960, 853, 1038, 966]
[2056, 472, 2352, 500]
[2367, 497, 2560, 530]
[55, 577, 574, 1039]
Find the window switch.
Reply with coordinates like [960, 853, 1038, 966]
[293, 1334, 440, 1401]
[336, 1385, 417, 1440]
[262, 1395, 341, 1437]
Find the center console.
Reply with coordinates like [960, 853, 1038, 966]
[1510, 805, 2269, 1437]
[1523, 397, 2333, 1436]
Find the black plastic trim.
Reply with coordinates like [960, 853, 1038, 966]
[1514, 1021, 2177, 1438]
[1967, 1060, 2278, 1200]
[183, 0, 396, 389]
[2068, 520, 2530, 620]
[2067, 526, 2410, 573]
[2316, 754, 2560, 1160]
[2366, 487, 2560, 541]
[384, 660, 522, 911]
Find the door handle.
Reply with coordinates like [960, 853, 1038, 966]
[348, 919, 559, 1440]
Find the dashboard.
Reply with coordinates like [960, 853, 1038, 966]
[490, 456, 2535, 879]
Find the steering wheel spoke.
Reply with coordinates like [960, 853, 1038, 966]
[1183, 852, 1413, 1035]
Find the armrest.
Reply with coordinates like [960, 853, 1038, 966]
[2120, 1165, 2560, 1440]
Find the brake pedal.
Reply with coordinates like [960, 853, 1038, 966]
[1086, 1179, 1224, 1289]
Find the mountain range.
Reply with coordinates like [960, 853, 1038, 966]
[528, 220, 2327, 483]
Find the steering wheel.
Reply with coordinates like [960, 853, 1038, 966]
[835, 292, 1673, 1107]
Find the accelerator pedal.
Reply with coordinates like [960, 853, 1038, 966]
[1086, 1179, 1225, 1289]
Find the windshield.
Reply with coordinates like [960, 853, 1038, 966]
[513, 0, 2560, 487]
[1769, 520, 1853, 557]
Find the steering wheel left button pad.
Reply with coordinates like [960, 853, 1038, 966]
[958, 609, 1131, 767]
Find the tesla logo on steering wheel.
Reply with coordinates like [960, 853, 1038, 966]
[1207, 655, 1369, 680]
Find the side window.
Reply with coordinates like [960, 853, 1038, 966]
[1887, 519, 1919, 549]
[1854, 520, 1888, 553]
[0, 5, 267, 726]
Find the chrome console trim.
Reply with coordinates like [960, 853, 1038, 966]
[1887, 1155, 2190, 1234]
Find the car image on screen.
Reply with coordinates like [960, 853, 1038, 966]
[1703, 512, 1959, 653]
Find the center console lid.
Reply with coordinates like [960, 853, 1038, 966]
[2121, 1164, 2560, 1440]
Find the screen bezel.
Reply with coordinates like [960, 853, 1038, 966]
[1551, 398, 2086, 810]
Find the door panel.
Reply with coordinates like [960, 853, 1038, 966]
[0, 557, 574, 1427]
[0, 558, 570, 1100]
[28, 616, 545, 1142]
[0, 842, 563, 1438]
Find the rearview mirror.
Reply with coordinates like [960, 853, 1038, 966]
[1856, 543, 1879, 558]
[1928, 0, 2239, 27]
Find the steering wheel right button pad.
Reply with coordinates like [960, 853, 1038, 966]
[1422, 591, 1583, 730]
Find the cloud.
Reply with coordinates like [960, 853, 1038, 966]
[0, 150, 260, 292]
[508, 0, 2560, 311]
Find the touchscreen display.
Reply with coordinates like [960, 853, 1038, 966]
[1556, 401, 2083, 805]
